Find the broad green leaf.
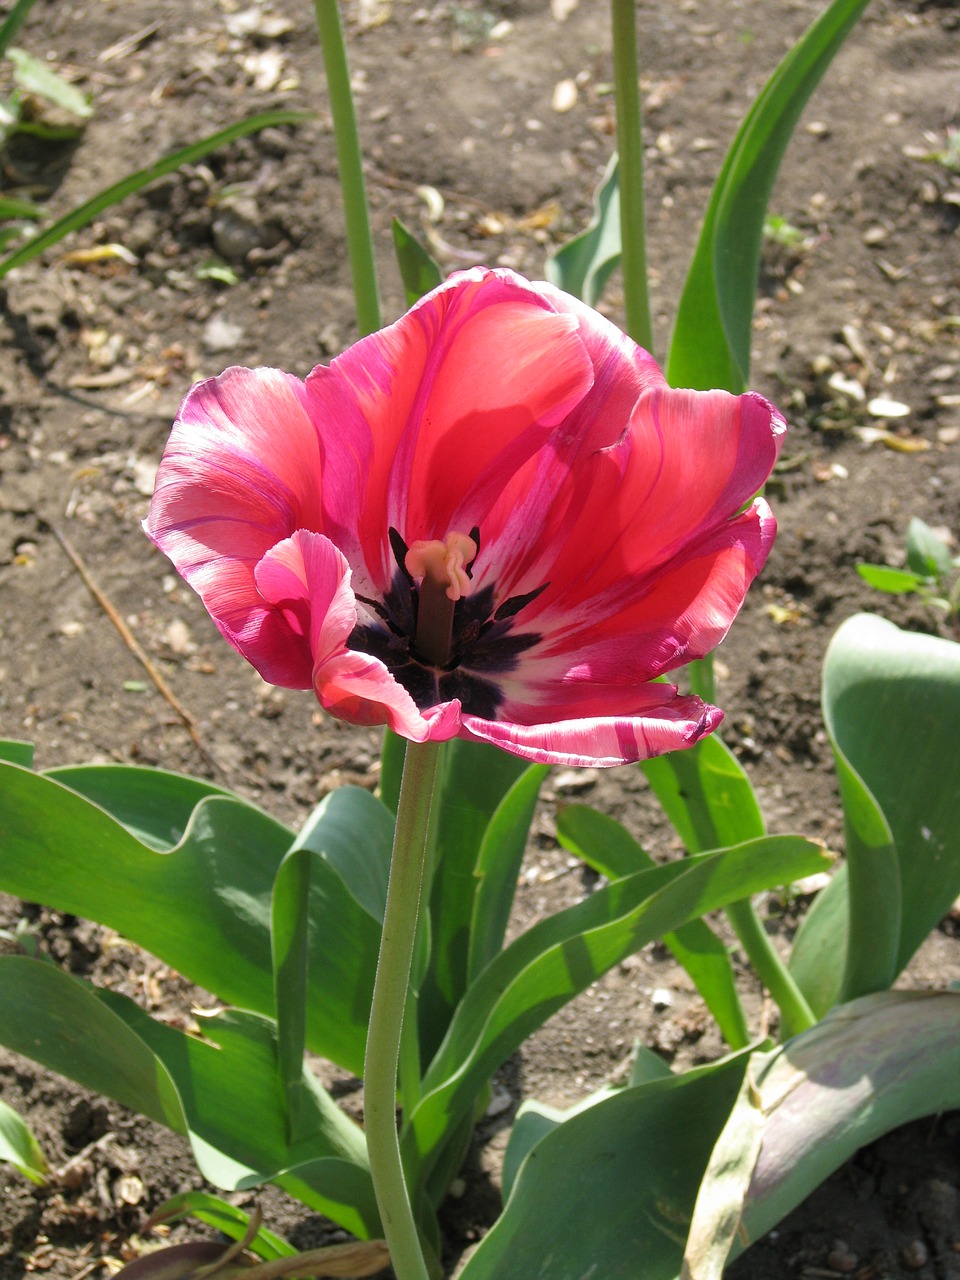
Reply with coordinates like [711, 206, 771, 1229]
[0, 957, 184, 1130]
[735, 992, 960, 1262]
[0, 764, 382, 1073]
[681, 1055, 765, 1280]
[272, 845, 313, 1142]
[855, 563, 924, 595]
[0, 1096, 49, 1184]
[146, 1192, 296, 1260]
[47, 763, 230, 849]
[641, 731, 766, 852]
[0, 0, 38, 58]
[418, 739, 531, 1061]
[459, 1053, 751, 1280]
[0, 739, 33, 767]
[545, 153, 621, 306]
[7, 48, 92, 118]
[557, 804, 749, 1048]
[392, 218, 443, 307]
[824, 614, 960, 994]
[906, 516, 953, 580]
[406, 836, 828, 1175]
[0, 957, 379, 1237]
[0, 109, 312, 277]
[467, 763, 549, 982]
[667, 0, 871, 391]
[787, 862, 849, 1015]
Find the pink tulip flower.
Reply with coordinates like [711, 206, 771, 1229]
[145, 267, 784, 767]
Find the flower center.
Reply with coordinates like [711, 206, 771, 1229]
[405, 531, 478, 667]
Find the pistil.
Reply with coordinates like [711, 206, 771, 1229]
[405, 531, 477, 667]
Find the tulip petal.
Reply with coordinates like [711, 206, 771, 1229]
[144, 367, 326, 676]
[255, 531, 446, 739]
[460, 693, 723, 767]
[304, 268, 595, 593]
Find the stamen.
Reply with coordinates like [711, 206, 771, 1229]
[405, 531, 478, 666]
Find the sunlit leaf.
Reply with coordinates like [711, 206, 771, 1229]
[0, 1096, 49, 1184]
[557, 804, 749, 1048]
[905, 516, 953, 580]
[545, 152, 621, 305]
[7, 47, 92, 118]
[145, 1192, 296, 1260]
[392, 218, 443, 307]
[667, 0, 870, 391]
[856, 563, 925, 595]
[0, 109, 312, 277]
[406, 836, 828, 1178]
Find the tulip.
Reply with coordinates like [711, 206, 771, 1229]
[145, 267, 784, 767]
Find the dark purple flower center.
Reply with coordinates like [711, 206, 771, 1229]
[350, 527, 544, 719]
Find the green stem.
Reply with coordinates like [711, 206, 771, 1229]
[725, 898, 816, 1039]
[363, 740, 441, 1280]
[312, 0, 382, 336]
[610, 0, 654, 353]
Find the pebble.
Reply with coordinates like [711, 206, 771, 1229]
[826, 1240, 858, 1273]
[203, 314, 245, 353]
[902, 1240, 929, 1270]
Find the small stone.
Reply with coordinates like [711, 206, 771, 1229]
[552, 78, 578, 113]
[652, 988, 674, 1010]
[902, 1240, 929, 1271]
[203, 313, 245, 353]
[826, 1241, 858, 1273]
[867, 397, 910, 418]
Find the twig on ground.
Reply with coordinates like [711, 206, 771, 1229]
[47, 522, 221, 776]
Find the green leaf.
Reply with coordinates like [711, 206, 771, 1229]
[47, 763, 230, 849]
[458, 1053, 751, 1280]
[406, 836, 828, 1177]
[0, 739, 33, 767]
[557, 804, 749, 1048]
[379, 729, 405, 816]
[0, 0, 39, 60]
[0, 195, 44, 220]
[667, 0, 870, 391]
[856, 563, 925, 595]
[272, 845, 313, 1143]
[7, 47, 92, 119]
[735, 991, 960, 1261]
[467, 764, 549, 982]
[392, 218, 443, 307]
[545, 153, 621, 306]
[146, 1192, 296, 1261]
[0, 109, 312, 278]
[418, 740, 531, 1061]
[824, 614, 960, 994]
[905, 516, 953, 580]
[0, 1096, 49, 1184]
[787, 862, 850, 1016]
[0, 957, 379, 1237]
[641, 731, 766, 853]
[0, 765, 383, 1074]
[0, 957, 185, 1130]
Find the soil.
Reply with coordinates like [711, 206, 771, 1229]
[0, 0, 958, 1276]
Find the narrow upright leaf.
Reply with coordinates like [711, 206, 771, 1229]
[667, 0, 871, 391]
[546, 153, 621, 305]
[392, 218, 443, 306]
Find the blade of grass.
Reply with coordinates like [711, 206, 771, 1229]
[0, 109, 312, 278]
[0, 0, 38, 59]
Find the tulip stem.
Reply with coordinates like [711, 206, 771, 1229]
[725, 897, 816, 1039]
[610, 0, 654, 354]
[313, 0, 382, 337]
[364, 739, 441, 1280]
